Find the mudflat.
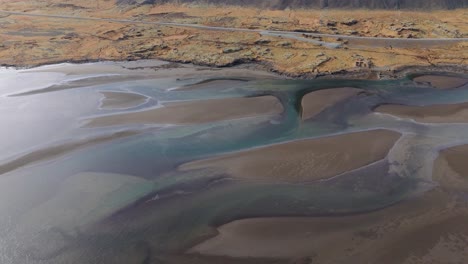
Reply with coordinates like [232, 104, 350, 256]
[180, 129, 401, 183]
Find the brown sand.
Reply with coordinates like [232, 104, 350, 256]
[189, 189, 468, 263]
[301, 88, 364, 120]
[0, 131, 138, 176]
[413, 75, 468, 89]
[375, 102, 468, 123]
[100, 91, 147, 109]
[433, 144, 468, 192]
[180, 129, 400, 183]
[85, 95, 283, 127]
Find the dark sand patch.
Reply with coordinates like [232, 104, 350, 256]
[0, 131, 139, 176]
[189, 190, 468, 263]
[100, 91, 147, 109]
[85, 95, 283, 127]
[301, 87, 364, 121]
[413, 75, 468, 89]
[375, 102, 468, 123]
[180, 129, 400, 183]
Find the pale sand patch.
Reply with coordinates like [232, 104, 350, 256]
[375, 102, 468, 123]
[100, 91, 148, 109]
[413, 75, 468, 89]
[0, 130, 139, 176]
[189, 190, 468, 263]
[180, 129, 400, 183]
[433, 144, 468, 192]
[86, 95, 283, 127]
[301, 87, 364, 121]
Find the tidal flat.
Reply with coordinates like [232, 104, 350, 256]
[0, 60, 468, 264]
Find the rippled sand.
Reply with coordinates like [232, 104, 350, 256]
[180, 129, 400, 183]
[86, 95, 283, 127]
[375, 102, 468, 123]
[301, 87, 364, 120]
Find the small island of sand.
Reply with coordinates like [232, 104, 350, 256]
[180, 129, 400, 183]
[301, 87, 364, 121]
[413, 75, 468, 89]
[100, 91, 148, 109]
[86, 95, 283, 127]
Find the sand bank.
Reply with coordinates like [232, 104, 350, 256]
[301, 87, 363, 120]
[100, 91, 147, 109]
[86, 95, 283, 127]
[0, 131, 138, 176]
[375, 102, 468, 123]
[180, 129, 400, 183]
[413, 75, 468, 89]
[189, 190, 468, 263]
[433, 144, 468, 192]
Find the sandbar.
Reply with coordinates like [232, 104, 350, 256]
[100, 91, 148, 109]
[189, 190, 468, 263]
[180, 129, 400, 183]
[301, 87, 364, 120]
[85, 95, 283, 127]
[413, 75, 468, 89]
[433, 144, 468, 192]
[0, 130, 138, 176]
[375, 102, 468, 123]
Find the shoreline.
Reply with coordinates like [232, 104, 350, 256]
[1, 58, 467, 81]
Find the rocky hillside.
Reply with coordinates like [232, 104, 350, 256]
[118, 0, 468, 10]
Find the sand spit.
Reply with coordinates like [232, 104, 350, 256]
[433, 144, 468, 192]
[189, 189, 468, 263]
[0, 131, 138, 176]
[100, 91, 148, 109]
[301, 87, 364, 120]
[180, 129, 400, 183]
[375, 102, 468, 123]
[413, 75, 468, 89]
[175, 79, 249, 91]
[86, 95, 283, 127]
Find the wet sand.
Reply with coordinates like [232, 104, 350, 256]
[99, 91, 148, 109]
[301, 88, 364, 120]
[0, 131, 139, 176]
[189, 189, 468, 263]
[413, 75, 468, 89]
[375, 102, 468, 123]
[433, 144, 468, 191]
[86, 95, 283, 127]
[180, 129, 400, 183]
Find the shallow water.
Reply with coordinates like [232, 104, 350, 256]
[0, 61, 467, 263]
